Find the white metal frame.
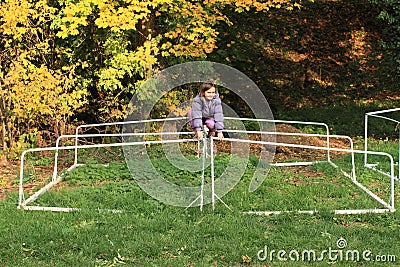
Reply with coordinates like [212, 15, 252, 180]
[17, 117, 396, 214]
[364, 108, 400, 181]
[228, 139, 395, 215]
[223, 117, 395, 215]
[18, 137, 197, 212]
[72, 117, 188, 166]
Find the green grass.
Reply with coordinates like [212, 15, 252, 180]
[3, 140, 400, 266]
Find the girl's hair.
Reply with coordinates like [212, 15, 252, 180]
[199, 81, 216, 97]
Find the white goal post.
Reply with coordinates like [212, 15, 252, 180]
[17, 117, 396, 215]
[364, 108, 400, 181]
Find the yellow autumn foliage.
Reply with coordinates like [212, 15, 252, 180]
[0, 0, 86, 155]
[0, 0, 303, 156]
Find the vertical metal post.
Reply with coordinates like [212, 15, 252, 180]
[74, 126, 81, 166]
[398, 127, 400, 183]
[199, 135, 206, 211]
[325, 125, 331, 163]
[350, 141, 356, 181]
[210, 136, 215, 210]
[390, 155, 395, 211]
[364, 114, 369, 166]
[18, 151, 27, 208]
[52, 137, 62, 182]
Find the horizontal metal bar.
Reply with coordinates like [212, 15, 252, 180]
[221, 138, 390, 156]
[223, 130, 349, 139]
[21, 206, 123, 213]
[271, 162, 315, 167]
[225, 117, 328, 127]
[244, 208, 393, 216]
[22, 138, 197, 154]
[76, 117, 188, 130]
[367, 114, 400, 124]
[366, 107, 400, 116]
[58, 132, 194, 140]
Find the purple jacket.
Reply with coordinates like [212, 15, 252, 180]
[191, 93, 224, 131]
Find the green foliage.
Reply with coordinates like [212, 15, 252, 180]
[210, 0, 398, 122]
[0, 0, 88, 157]
[370, 0, 400, 76]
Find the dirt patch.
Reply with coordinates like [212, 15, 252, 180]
[0, 158, 20, 200]
[0, 157, 55, 200]
[273, 124, 350, 161]
[215, 124, 350, 162]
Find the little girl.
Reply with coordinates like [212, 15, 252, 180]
[189, 81, 224, 140]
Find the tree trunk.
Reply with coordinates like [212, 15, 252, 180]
[0, 87, 8, 154]
[6, 98, 13, 151]
[138, 13, 155, 47]
[1, 114, 7, 152]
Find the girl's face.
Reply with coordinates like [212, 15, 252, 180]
[204, 86, 216, 100]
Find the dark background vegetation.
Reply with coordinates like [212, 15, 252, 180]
[208, 0, 399, 136]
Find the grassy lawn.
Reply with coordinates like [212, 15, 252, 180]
[2, 138, 400, 267]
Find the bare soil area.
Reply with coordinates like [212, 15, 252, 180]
[216, 124, 350, 161]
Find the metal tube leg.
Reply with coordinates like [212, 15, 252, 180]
[210, 137, 215, 210]
[200, 135, 206, 211]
